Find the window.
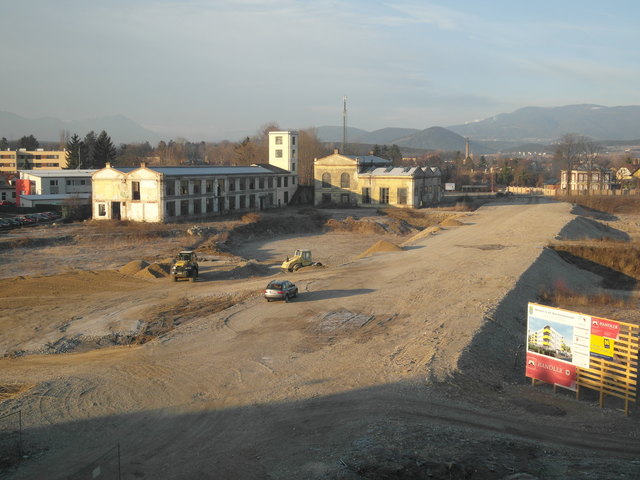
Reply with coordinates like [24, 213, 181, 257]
[229, 196, 236, 210]
[249, 179, 255, 190]
[98, 204, 106, 216]
[340, 193, 350, 205]
[193, 199, 201, 214]
[206, 180, 213, 193]
[166, 201, 176, 217]
[292, 162, 295, 171]
[362, 187, 371, 204]
[275, 136, 283, 145]
[268, 177, 273, 188]
[340, 172, 350, 188]
[259, 178, 265, 189]
[249, 194, 256, 208]
[180, 200, 189, 215]
[292, 137, 296, 145]
[206, 198, 213, 212]
[379, 187, 389, 204]
[284, 191, 289, 204]
[277, 177, 282, 187]
[397, 188, 407, 205]
[239, 195, 246, 208]
[132, 181, 141, 200]
[275, 149, 283, 158]
[50, 179, 58, 186]
[166, 181, 175, 196]
[239, 178, 246, 190]
[322, 173, 331, 188]
[284, 177, 288, 187]
[229, 178, 236, 191]
[322, 193, 332, 204]
[193, 181, 200, 194]
[180, 180, 189, 195]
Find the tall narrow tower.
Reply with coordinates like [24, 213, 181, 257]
[268, 130, 298, 174]
[342, 96, 347, 155]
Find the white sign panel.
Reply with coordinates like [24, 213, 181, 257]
[527, 303, 591, 369]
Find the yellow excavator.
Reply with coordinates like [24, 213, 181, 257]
[280, 249, 322, 272]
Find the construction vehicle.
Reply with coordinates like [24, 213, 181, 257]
[171, 250, 199, 282]
[280, 249, 322, 272]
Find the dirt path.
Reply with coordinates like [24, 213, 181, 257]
[2, 199, 640, 479]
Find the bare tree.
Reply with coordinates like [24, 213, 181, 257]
[554, 133, 601, 195]
[298, 128, 330, 185]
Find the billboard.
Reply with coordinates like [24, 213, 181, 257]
[444, 183, 455, 191]
[526, 303, 623, 389]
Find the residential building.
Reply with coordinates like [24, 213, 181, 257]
[560, 164, 614, 192]
[0, 148, 67, 173]
[92, 131, 299, 222]
[313, 151, 441, 208]
[17, 169, 96, 207]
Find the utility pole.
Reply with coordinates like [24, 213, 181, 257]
[342, 96, 347, 155]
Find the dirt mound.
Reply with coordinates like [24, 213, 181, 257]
[135, 262, 171, 279]
[230, 260, 273, 278]
[226, 214, 326, 244]
[327, 216, 412, 235]
[355, 240, 403, 259]
[119, 260, 150, 275]
[0, 383, 33, 400]
[402, 226, 441, 246]
[556, 216, 630, 241]
[440, 217, 465, 227]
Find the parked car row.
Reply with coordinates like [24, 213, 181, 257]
[0, 211, 61, 230]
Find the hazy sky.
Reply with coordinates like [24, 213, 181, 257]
[4, 1, 639, 141]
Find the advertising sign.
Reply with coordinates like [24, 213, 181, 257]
[444, 183, 455, 191]
[526, 351, 577, 390]
[590, 317, 620, 360]
[526, 303, 591, 370]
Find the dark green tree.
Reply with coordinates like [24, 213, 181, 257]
[82, 131, 97, 168]
[93, 130, 117, 168]
[0, 137, 8, 150]
[65, 134, 83, 169]
[19, 134, 39, 150]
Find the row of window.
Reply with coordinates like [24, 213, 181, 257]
[163, 176, 293, 197]
[323, 187, 407, 205]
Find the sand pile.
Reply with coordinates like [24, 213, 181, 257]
[231, 260, 272, 278]
[440, 217, 465, 227]
[355, 240, 403, 259]
[135, 262, 171, 279]
[326, 217, 388, 235]
[119, 260, 150, 275]
[556, 216, 630, 241]
[402, 226, 441, 246]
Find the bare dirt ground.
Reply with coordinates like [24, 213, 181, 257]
[1, 199, 640, 479]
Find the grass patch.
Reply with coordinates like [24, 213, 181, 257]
[559, 195, 640, 214]
[550, 241, 640, 281]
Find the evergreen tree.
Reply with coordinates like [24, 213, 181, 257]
[18, 134, 39, 150]
[0, 137, 8, 150]
[82, 131, 97, 168]
[93, 130, 117, 168]
[65, 134, 83, 169]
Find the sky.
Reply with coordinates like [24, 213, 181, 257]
[4, 0, 640, 142]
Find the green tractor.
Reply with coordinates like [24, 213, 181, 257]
[171, 250, 199, 282]
[280, 249, 322, 272]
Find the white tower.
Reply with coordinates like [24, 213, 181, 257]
[268, 130, 298, 173]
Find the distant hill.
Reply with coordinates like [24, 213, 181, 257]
[317, 125, 495, 154]
[0, 111, 162, 144]
[446, 104, 640, 142]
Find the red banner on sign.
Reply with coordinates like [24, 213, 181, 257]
[590, 317, 620, 339]
[526, 352, 577, 390]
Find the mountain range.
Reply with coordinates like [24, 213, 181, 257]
[0, 111, 161, 145]
[2, 104, 640, 153]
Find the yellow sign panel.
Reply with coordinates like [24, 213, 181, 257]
[590, 335, 615, 360]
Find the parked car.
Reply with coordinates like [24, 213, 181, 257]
[0, 200, 15, 206]
[264, 280, 298, 302]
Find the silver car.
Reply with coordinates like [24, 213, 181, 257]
[264, 280, 298, 302]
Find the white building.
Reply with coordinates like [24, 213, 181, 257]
[17, 169, 96, 207]
[92, 131, 299, 223]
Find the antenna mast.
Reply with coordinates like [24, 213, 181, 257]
[342, 96, 347, 154]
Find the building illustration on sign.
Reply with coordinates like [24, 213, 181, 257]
[527, 324, 572, 362]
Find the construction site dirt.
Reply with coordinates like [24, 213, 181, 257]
[1, 199, 640, 479]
